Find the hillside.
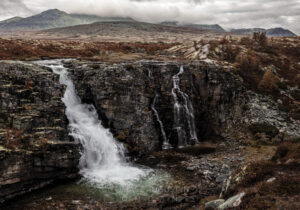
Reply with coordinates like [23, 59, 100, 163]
[231, 27, 297, 37]
[0, 9, 135, 31]
[181, 24, 225, 32]
[161, 22, 225, 32]
[38, 21, 228, 42]
[45, 21, 208, 34]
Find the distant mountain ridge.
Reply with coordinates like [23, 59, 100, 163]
[160, 21, 225, 32]
[0, 9, 135, 31]
[0, 9, 297, 37]
[231, 27, 297, 37]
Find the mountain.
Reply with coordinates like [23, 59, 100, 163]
[0, 17, 23, 24]
[44, 21, 213, 36]
[181, 24, 225, 32]
[230, 28, 266, 35]
[265, 28, 297, 37]
[231, 27, 297, 37]
[160, 21, 225, 32]
[0, 9, 135, 31]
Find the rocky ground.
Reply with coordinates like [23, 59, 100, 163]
[0, 32, 299, 209]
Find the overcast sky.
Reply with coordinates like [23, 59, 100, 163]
[0, 0, 299, 34]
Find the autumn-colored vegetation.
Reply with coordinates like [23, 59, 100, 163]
[0, 38, 175, 61]
[225, 142, 300, 209]
[258, 69, 280, 94]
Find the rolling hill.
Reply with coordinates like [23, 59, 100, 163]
[0, 9, 135, 31]
[231, 27, 297, 37]
[160, 22, 225, 32]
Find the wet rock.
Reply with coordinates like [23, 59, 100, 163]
[70, 61, 246, 154]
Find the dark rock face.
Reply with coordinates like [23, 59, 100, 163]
[0, 62, 80, 202]
[70, 61, 245, 154]
[0, 142, 79, 203]
[0, 62, 68, 145]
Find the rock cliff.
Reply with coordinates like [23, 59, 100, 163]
[0, 62, 80, 203]
[69, 61, 246, 154]
[0, 60, 299, 204]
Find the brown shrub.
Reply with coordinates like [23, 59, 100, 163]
[253, 32, 268, 47]
[239, 36, 253, 48]
[235, 50, 260, 73]
[208, 40, 219, 51]
[272, 143, 300, 162]
[235, 50, 262, 87]
[258, 69, 280, 93]
[222, 43, 241, 62]
[219, 36, 229, 45]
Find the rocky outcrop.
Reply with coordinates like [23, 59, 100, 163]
[1, 59, 298, 205]
[0, 62, 68, 145]
[0, 62, 80, 203]
[69, 61, 246, 154]
[0, 142, 79, 203]
[242, 92, 300, 142]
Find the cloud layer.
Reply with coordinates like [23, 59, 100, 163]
[0, 0, 299, 34]
[0, 0, 32, 19]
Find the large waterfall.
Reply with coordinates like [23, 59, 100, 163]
[172, 65, 198, 147]
[35, 60, 169, 200]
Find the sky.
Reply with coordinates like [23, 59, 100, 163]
[0, 0, 299, 34]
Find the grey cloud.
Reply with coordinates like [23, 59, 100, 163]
[0, 0, 32, 19]
[2, 0, 300, 34]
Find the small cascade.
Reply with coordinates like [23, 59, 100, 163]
[172, 65, 198, 147]
[148, 69, 172, 149]
[151, 92, 172, 150]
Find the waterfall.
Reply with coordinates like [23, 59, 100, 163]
[151, 92, 172, 150]
[172, 65, 198, 147]
[147, 69, 172, 149]
[35, 60, 151, 187]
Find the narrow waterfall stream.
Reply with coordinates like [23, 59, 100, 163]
[35, 60, 170, 201]
[172, 65, 198, 147]
[148, 69, 172, 150]
[151, 92, 172, 149]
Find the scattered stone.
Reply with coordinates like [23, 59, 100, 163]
[71, 200, 81, 205]
[267, 177, 276, 183]
[218, 192, 245, 210]
[205, 199, 225, 209]
[45, 196, 52, 201]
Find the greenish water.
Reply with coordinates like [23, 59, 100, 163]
[75, 169, 171, 202]
[8, 169, 171, 206]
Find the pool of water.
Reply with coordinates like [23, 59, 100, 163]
[3, 169, 171, 209]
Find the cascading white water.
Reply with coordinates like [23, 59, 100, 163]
[172, 65, 198, 147]
[35, 60, 170, 200]
[151, 92, 172, 150]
